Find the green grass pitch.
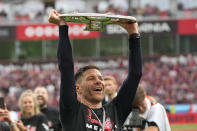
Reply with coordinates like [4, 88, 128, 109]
[171, 124, 197, 130]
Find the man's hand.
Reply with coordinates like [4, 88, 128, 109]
[0, 105, 13, 125]
[48, 9, 66, 25]
[116, 17, 139, 35]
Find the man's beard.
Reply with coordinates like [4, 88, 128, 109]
[39, 101, 47, 109]
[37, 96, 47, 109]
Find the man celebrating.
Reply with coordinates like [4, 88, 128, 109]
[48, 9, 142, 131]
[34, 86, 62, 131]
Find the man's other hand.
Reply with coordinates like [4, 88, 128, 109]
[48, 9, 66, 26]
[116, 18, 139, 35]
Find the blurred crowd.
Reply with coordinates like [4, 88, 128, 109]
[0, 54, 197, 111]
[94, 0, 163, 17]
[142, 54, 197, 105]
[1, 0, 197, 24]
[0, 63, 60, 111]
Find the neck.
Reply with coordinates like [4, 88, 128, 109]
[86, 102, 102, 109]
[24, 111, 34, 118]
[78, 96, 102, 109]
[40, 104, 47, 109]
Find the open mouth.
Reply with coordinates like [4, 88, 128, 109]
[94, 89, 102, 91]
[93, 88, 103, 93]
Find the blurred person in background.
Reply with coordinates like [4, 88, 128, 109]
[48, 9, 142, 131]
[0, 10, 7, 18]
[103, 75, 119, 104]
[34, 86, 62, 131]
[0, 104, 27, 131]
[123, 85, 171, 131]
[18, 90, 49, 131]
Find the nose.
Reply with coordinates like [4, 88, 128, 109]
[95, 77, 102, 85]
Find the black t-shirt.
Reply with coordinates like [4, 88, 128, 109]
[60, 101, 120, 131]
[58, 26, 142, 131]
[60, 94, 142, 131]
[41, 106, 62, 131]
[21, 114, 49, 131]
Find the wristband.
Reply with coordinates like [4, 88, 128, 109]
[129, 33, 140, 39]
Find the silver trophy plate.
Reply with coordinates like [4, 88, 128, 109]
[60, 13, 136, 32]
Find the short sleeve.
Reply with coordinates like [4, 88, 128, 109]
[147, 104, 171, 131]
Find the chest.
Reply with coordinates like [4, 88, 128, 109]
[61, 104, 120, 131]
[83, 107, 119, 131]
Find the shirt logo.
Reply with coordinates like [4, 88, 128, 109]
[104, 118, 113, 131]
[87, 109, 100, 125]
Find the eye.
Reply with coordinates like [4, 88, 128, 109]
[87, 76, 94, 80]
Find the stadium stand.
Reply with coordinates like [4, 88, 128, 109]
[0, 54, 197, 111]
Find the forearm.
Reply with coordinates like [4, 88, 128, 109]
[120, 35, 142, 96]
[128, 34, 142, 76]
[58, 25, 77, 107]
[58, 25, 74, 69]
[115, 35, 142, 124]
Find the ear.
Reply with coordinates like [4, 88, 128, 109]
[76, 84, 81, 94]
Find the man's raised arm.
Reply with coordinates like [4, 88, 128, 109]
[114, 21, 143, 124]
[48, 9, 77, 108]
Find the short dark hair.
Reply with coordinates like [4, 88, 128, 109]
[75, 65, 101, 83]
